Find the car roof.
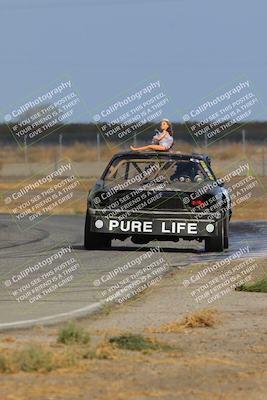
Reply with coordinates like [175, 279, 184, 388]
[111, 150, 210, 162]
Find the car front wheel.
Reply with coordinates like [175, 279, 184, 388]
[205, 219, 224, 252]
[223, 211, 230, 249]
[84, 212, 111, 250]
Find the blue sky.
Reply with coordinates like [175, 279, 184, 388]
[0, 0, 266, 122]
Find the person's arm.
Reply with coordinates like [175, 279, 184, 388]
[156, 130, 168, 141]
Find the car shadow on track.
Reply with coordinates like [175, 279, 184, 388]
[71, 244, 202, 254]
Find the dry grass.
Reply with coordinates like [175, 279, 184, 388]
[0, 142, 266, 164]
[236, 276, 267, 293]
[83, 339, 117, 360]
[0, 178, 265, 219]
[179, 308, 220, 328]
[0, 141, 266, 220]
[57, 322, 90, 345]
[0, 143, 116, 164]
[0, 180, 265, 219]
[0, 325, 176, 374]
[108, 334, 174, 352]
[0, 344, 77, 373]
[147, 308, 220, 333]
[196, 142, 262, 161]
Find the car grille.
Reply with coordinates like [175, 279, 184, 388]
[97, 190, 192, 211]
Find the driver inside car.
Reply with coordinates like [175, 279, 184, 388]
[170, 162, 204, 182]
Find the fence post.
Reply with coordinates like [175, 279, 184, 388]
[262, 147, 265, 177]
[97, 132, 101, 162]
[59, 133, 63, 160]
[242, 129, 246, 156]
[24, 134, 28, 164]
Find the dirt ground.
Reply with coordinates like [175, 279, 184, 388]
[0, 259, 266, 400]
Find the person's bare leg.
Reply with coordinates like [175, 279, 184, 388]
[130, 144, 167, 151]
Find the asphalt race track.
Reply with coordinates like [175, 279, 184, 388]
[0, 214, 266, 330]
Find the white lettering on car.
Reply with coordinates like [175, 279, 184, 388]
[107, 220, 198, 234]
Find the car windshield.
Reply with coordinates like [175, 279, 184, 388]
[102, 156, 215, 186]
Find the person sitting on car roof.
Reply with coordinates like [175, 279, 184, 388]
[130, 119, 174, 152]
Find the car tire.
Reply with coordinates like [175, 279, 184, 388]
[205, 219, 224, 252]
[223, 212, 230, 249]
[84, 212, 111, 250]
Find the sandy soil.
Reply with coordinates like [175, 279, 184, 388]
[0, 261, 266, 400]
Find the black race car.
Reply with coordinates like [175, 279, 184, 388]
[84, 151, 232, 252]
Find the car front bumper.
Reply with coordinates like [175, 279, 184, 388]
[88, 208, 221, 237]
